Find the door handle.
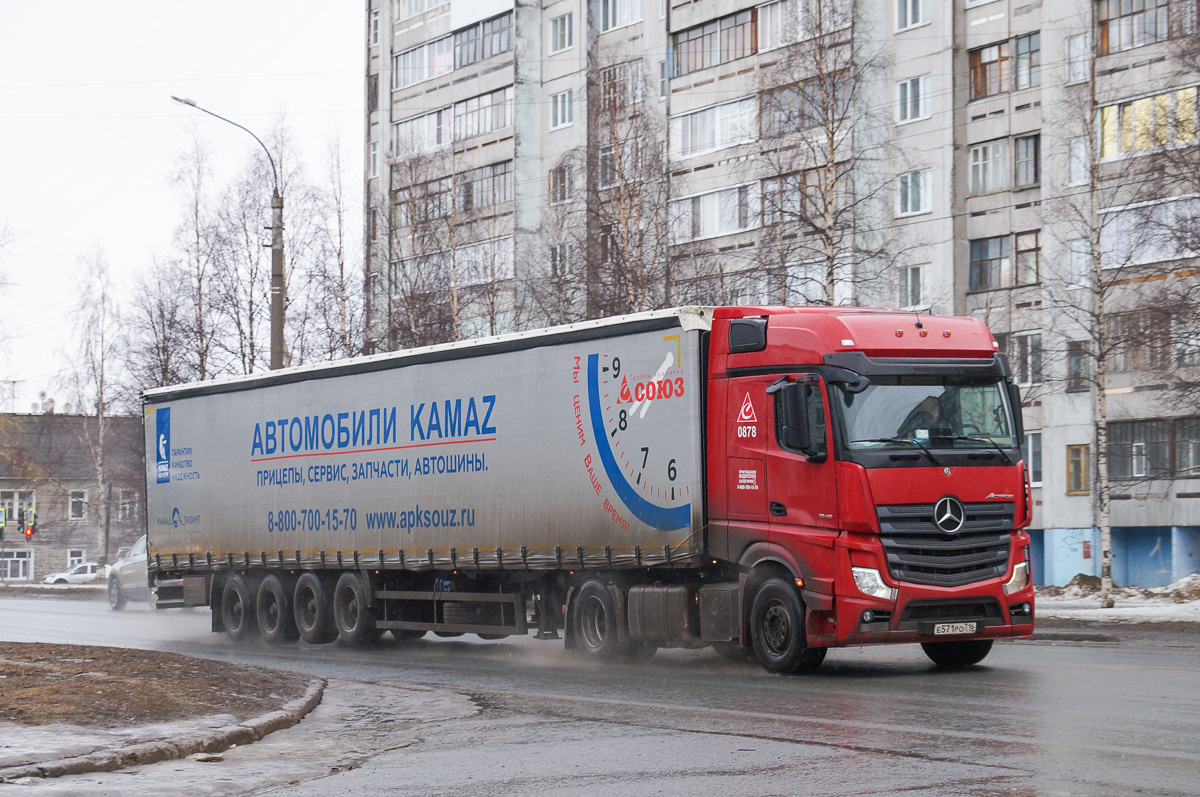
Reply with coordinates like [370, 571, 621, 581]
[769, 501, 787, 517]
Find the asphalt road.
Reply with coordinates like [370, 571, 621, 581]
[1, 597, 1198, 796]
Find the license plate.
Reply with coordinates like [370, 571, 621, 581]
[933, 621, 979, 636]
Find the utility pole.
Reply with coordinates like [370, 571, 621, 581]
[172, 96, 286, 369]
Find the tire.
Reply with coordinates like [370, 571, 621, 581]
[921, 639, 994, 668]
[294, 572, 338, 645]
[257, 575, 300, 645]
[571, 581, 623, 661]
[333, 572, 381, 647]
[108, 577, 126, 611]
[54, 578, 68, 585]
[749, 578, 827, 674]
[221, 575, 257, 643]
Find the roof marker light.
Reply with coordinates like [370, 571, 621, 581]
[943, 331, 952, 338]
[896, 329, 904, 337]
[920, 330, 928, 338]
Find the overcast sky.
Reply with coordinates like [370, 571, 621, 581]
[0, 1, 363, 413]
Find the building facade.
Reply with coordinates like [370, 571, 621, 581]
[363, 0, 1200, 586]
[0, 413, 144, 581]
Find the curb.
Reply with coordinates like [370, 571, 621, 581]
[0, 678, 325, 782]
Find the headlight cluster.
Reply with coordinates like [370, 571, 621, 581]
[852, 567, 897, 601]
[1004, 561, 1029, 595]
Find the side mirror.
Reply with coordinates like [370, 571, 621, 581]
[1007, 381, 1024, 443]
[779, 383, 811, 452]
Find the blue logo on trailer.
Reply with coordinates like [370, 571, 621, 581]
[156, 408, 171, 484]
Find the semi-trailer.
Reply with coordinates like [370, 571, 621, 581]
[138, 305, 1035, 673]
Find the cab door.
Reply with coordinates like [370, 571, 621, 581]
[766, 375, 839, 542]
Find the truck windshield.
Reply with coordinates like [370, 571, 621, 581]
[832, 376, 1016, 451]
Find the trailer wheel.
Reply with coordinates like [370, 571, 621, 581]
[921, 639, 993, 668]
[333, 572, 381, 647]
[221, 575, 257, 643]
[257, 575, 300, 645]
[108, 577, 126, 611]
[294, 572, 337, 644]
[749, 578, 827, 674]
[572, 581, 623, 661]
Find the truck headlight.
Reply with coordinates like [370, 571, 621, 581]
[852, 567, 897, 601]
[1003, 561, 1029, 595]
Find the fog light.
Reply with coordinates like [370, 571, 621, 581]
[862, 610, 874, 623]
[1004, 561, 1029, 595]
[852, 567, 897, 601]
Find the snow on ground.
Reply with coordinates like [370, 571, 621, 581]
[1036, 573, 1200, 623]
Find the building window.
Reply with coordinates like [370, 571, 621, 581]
[1024, 432, 1042, 485]
[1067, 444, 1091, 494]
[1014, 32, 1040, 90]
[672, 10, 755, 77]
[550, 13, 573, 53]
[761, 164, 850, 226]
[550, 90, 574, 129]
[1014, 135, 1040, 187]
[68, 549, 86, 567]
[1067, 239, 1090, 287]
[369, 141, 379, 179]
[897, 0, 927, 30]
[897, 76, 929, 122]
[549, 165, 573, 204]
[397, 0, 448, 21]
[1107, 310, 1171, 372]
[1015, 230, 1040, 284]
[370, 9, 380, 46]
[1098, 0, 1171, 54]
[1067, 340, 1091, 392]
[453, 12, 513, 69]
[0, 550, 32, 581]
[393, 36, 453, 89]
[671, 184, 759, 243]
[1068, 137, 1090, 185]
[899, 264, 924, 308]
[118, 489, 137, 522]
[393, 108, 449, 156]
[1067, 34, 1091, 83]
[671, 97, 756, 159]
[897, 169, 930, 215]
[455, 161, 513, 211]
[1176, 418, 1200, 475]
[452, 86, 513, 141]
[69, 490, 87, 521]
[1100, 86, 1199, 159]
[394, 178, 451, 227]
[601, 0, 643, 32]
[759, 0, 799, 50]
[969, 236, 1010, 291]
[969, 42, 1009, 100]
[969, 140, 1009, 195]
[1110, 420, 1171, 479]
[1011, 331, 1043, 386]
[761, 73, 849, 136]
[0, 491, 35, 526]
[600, 60, 645, 109]
[550, 243, 572, 277]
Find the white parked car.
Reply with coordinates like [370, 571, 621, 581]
[42, 562, 101, 584]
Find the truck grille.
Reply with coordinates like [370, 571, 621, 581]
[875, 502, 1013, 587]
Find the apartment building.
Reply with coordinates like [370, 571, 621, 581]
[364, 0, 1200, 586]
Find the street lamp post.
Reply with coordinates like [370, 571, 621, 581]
[171, 96, 286, 370]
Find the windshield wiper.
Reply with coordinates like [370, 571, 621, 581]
[851, 438, 941, 466]
[944, 435, 1013, 465]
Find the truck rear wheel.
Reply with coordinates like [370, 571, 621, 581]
[921, 639, 993, 668]
[749, 578, 826, 674]
[572, 581, 652, 662]
[221, 575, 257, 643]
[333, 572, 381, 647]
[257, 575, 300, 645]
[294, 572, 337, 644]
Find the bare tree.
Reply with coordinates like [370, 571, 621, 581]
[120, 257, 190, 400]
[170, 133, 221, 381]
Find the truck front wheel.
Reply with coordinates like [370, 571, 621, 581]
[221, 575, 258, 643]
[257, 575, 300, 645]
[333, 572, 381, 647]
[921, 639, 993, 668]
[294, 573, 338, 644]
[749, 579, 827, 675]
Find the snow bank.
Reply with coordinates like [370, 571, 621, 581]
[1035, 572, 1200, 622]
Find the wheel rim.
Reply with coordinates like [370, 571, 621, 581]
[760, 600, 792, 657]
[108, 582, 120, 607]
[298, 587, 317, 630]
[338, 591, 359, 630]
[262, 593, 280, 633]
[228, 593, 245, 631]
[579, 595, 608, 650]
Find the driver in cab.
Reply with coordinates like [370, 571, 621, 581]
[897, 395, 944, 439]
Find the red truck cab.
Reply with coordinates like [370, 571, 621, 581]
[707, 306, 1035, 668]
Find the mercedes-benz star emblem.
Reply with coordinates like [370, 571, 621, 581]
[933, 496, 965, 534]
